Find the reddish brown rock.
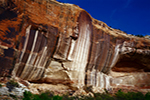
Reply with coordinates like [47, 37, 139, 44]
[0, 0, 150, 92]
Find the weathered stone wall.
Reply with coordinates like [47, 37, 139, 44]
[0, 0, 150, 91]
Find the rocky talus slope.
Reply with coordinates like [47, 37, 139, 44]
[0, 0, 150, 94]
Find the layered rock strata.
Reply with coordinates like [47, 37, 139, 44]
[0, 0, 150, 91]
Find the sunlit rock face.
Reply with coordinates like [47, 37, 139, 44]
[44, 11, 93, 87]
[12, 25, 58, 80]
[0, 0, 150, 91]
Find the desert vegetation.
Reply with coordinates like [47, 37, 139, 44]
[23, 89, 150, 100]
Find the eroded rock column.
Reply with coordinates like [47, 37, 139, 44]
[13, 25, 58, 81]
[45, 11, 93, 87]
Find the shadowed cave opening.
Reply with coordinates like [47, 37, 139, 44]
[112, 56, 150, 72]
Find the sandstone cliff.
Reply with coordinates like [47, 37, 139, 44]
[0, 0, 150, 92]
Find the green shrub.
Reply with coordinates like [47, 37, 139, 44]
[115, 89, 150, 100]
[6, 79, 19, 92]
[136, 34, 144, 37]
[93, 92, 114, 100]
[39, 92, 52, 100]
[145, 92, 150, 100]
[0, 84, 2, 88]
[9, 94, 17, 99]
[23, 89, 150, 100]
[9, 80, 19, 87]
[23, 91, 63, 100]
[115, 89, 127, 100]
[53, 95, 63, 100]
[23, 91, 34, 100]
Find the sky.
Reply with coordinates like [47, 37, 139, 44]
[58, 0, 150, 36]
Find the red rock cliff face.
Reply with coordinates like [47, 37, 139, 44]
[0, 0, 150, 91]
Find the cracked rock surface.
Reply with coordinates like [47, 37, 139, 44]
[0, 0, 150, 93]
